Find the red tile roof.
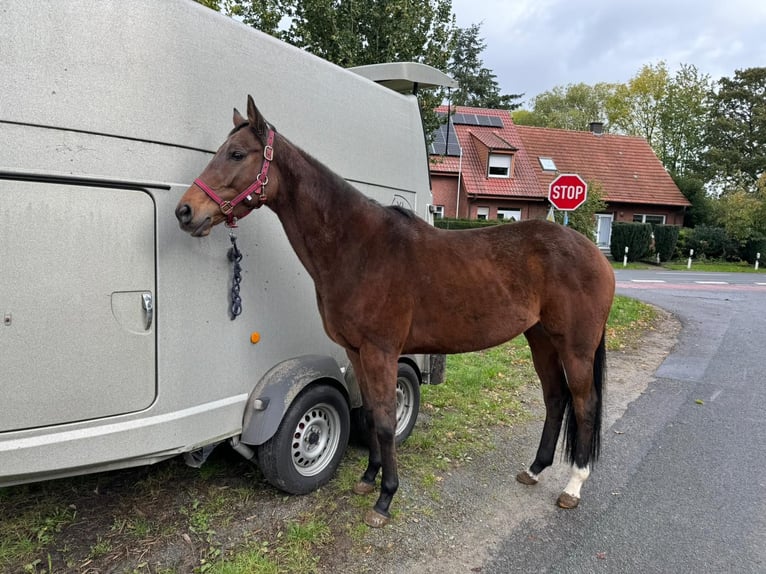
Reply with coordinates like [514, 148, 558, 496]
[515, 125, 690, 207]
[431, 106, 543, 199]
[429, 107, 690, 208]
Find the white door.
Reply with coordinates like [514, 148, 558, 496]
[0, 181, 156, 431]
[596, 213, 613, 248]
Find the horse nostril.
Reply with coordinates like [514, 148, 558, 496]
[176, 203, 193, 225]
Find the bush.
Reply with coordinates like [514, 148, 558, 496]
[610, 222, 653, 261]
[675, 227, 692, 260]
[434, 218, 503, 230]
[653, 225, 681, 262]
[685, 225, 738, 260]
[743, 235, 766, 264]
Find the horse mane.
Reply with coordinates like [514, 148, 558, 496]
[280, 135, 418, 223]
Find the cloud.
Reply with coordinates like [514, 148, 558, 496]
[450, 0, 766, 105]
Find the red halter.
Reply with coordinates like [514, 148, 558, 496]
[193, 129, 276, 228]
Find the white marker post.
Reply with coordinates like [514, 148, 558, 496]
[623, 246, 629, 267]
[687, 248, 694, 269]
[756, 252, 761, 271]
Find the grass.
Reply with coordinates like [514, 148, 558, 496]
[612, 259, 765, 273]
[204, 518, 332, 574]
[663, 260, 765, 273]
[0, 294, 657, 574]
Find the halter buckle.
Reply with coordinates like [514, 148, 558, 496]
[263, 145, 274, 162]
[220, 201, 234, 215]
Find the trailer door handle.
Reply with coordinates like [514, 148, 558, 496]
[142, 292, 154, 331]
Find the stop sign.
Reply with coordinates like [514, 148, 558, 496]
[548, 173, 588, 211]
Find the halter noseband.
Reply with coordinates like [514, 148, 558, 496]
[193, 128, 276, 228]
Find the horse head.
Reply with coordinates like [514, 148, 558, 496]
[176, 95, 278, 236]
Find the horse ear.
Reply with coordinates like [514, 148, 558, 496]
[247, 94, 268, 138]
[233, 107, 246, 127]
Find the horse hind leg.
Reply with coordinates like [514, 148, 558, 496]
[517, 323, 570, 486]
[556, 330, 607, 509]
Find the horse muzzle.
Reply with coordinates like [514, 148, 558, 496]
[175, 202, 213, 237]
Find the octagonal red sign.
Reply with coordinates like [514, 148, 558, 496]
[548, 173, 588, 211]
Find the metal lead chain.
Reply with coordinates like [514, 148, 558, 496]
[227, 232, 243, 320]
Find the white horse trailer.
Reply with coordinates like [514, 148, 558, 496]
[0, 0, 453, 493]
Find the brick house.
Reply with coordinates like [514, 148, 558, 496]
[429, 105, 690, 248]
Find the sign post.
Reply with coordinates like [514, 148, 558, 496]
[548, 174, 588, 224]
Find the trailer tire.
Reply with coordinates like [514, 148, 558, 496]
[352, 363, 421, 446]
[257, 384, 350, 495]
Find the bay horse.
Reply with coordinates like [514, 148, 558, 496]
[176, 96, 616, 528]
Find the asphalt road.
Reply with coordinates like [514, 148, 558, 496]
[485, 270, 766, 573]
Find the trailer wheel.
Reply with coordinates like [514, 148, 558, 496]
[352, 363, 421, 446]
[257, 384, 350, 495]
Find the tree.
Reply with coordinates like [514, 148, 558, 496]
[516, 82, 616, 131]
[606, 61, 669, 148]
[657, 64, 712, 178]
[195, 0, 284, 35]
[702, 67, 766, 194]
[551, 182, 607, 241]
[447, 23, 522, 110]
[282, 0, 456, 69]
[673, 173, 713, 228]
[511, 108, 546, 127]
[711, 189, 766, 247]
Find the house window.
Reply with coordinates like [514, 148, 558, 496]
[633, 214, 666, 225]
[488, 154, 512, 178]
[539, 157, 557, 171]
[497, 209, 521, 222]
[432, 205, 445, 219]
[476, 206, 490, 220]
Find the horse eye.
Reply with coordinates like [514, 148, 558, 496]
[229, 150, 246, 161]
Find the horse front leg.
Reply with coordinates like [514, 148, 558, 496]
[348, 346, 399, 527]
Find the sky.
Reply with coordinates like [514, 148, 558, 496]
[450, 0, 766, 107]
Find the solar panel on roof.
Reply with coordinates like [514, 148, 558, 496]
[429, 119, 462, 156]
[450, 113, 504, 128]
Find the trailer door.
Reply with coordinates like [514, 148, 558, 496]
[0, 180, 157, 432]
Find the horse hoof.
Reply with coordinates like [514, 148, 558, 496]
[516, 470, 538, 485]
[353, 480, 376, 495]
[364, 509, 390, 528]
[557, 492, 580, 509]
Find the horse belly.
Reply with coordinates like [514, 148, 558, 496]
[404, 304, 536, 355]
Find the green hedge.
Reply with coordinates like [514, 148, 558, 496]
[743, 235, 766, 264]
[653, 225, 681, 262]
[610, 222, 653, 261]
[434, 218, 504, 230]
[684, 225, 739, 260]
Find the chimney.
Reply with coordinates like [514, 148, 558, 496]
[589, 121, 604, 135]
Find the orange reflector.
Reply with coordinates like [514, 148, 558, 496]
[250, 332, 261, 344]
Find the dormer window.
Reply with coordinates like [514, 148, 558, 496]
[488, 153, 512, 178]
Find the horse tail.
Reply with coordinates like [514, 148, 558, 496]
[563, 328, 606, 465]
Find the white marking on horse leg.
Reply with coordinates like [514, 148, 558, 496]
[525, 469, 540, 482]
[563, 465, 590, 499]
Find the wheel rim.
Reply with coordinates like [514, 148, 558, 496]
[291, 402, 342, 477]
[395, 376, 414, 437]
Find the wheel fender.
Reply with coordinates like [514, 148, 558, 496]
[240, 355, 347, 446]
